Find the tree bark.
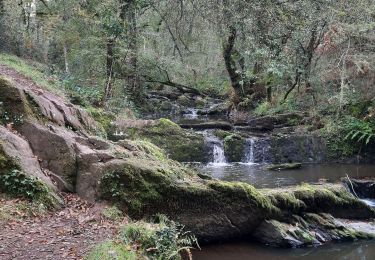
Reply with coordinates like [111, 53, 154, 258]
[104, 37, 115, 104]
[223, 25, 243, 104]
[120, 0, 140, 101]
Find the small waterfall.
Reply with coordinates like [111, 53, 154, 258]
[244, 138, 256, 164]
[203, 131, 228, 166]
[212, 142, 227, 165]
[183, 108, 199, 119]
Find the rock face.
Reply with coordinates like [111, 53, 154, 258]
[243, 135, 326, 164]
[0, 126, 55, 189]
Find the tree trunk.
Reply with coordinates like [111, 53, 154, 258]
[223, 25, 242, 106]
[120, 0, 140, 101]
[63, 43, 69, 74]
[104, 37, 115, 105]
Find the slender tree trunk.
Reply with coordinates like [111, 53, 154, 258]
[63, 43, 69, 74]
[104, 37, 115, 105]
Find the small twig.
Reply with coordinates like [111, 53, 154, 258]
[346, 174, 359, 198]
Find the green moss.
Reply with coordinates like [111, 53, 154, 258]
[101, 206, 123, 221]
[0, 143, 19, 174]
[87, 107, 116, 138]
[213, 129, 232, 139]
[268, 192, 306, 213]
[223, 134, 246, 162]
[0, 53, 62, 95]
[127, 118, 206, 162]
[86, 240, 137, 260]
[208, 181, 275, 212]
[129, 140, 167, 161]
[0, 77, 36, 126]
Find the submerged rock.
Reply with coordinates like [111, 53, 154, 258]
[266, 163, 302, 171]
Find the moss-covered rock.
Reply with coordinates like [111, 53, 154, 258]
[98, 153, 277, 242]
[253, 213, 373, 248]
[86, 107, 116, 138]
[223, 134, 246, 162]
[124, 118, 206, 162]
[0, 77, 33, 125]
[264, 184, 375, 219]
[266, 163, 302, 171]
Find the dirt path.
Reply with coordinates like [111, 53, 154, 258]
[0, 194, 119, 260]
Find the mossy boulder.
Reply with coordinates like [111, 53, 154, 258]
[0, 77, 33, 125]
[124, 119, 207, 162]
[98, 154, 276, 242]
[223, 134, 246, 162]
[264, 184, 375, 219]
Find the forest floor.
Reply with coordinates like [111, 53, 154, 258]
[0, 193, 121, 260]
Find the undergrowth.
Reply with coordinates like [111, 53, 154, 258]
[87, 215, 198, 260]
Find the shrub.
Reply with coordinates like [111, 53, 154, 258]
[0, 170, 59, 208]
[119, 215, 198, 260]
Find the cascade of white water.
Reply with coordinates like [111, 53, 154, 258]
[212, 142, 227, 165]
[244, 138, 256, 164]
[184, 108, 199, 119]
[203, 131, 228, 166]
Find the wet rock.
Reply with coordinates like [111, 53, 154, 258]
[343, 178, 375, 199]
[199, 102, 230, 116]
[253, 213, 373, 248]
[223, 134, 246, 162]
[266, 163, 302, 171]
[247, 113, 304, 131]
[269, 135, 326, 163]
[179, 121, 233, 131]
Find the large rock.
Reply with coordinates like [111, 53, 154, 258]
[246, 113, 304, 131]
[112, 118, 207, 163]
[0, 76, 100, 134]
[0, 126, 54, 188]
[179, 121, 233, 131]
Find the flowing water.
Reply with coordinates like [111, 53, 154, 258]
[244, 138, 256, 164]
[203, 131, 228, 166]
[183, 108, 199, 119]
